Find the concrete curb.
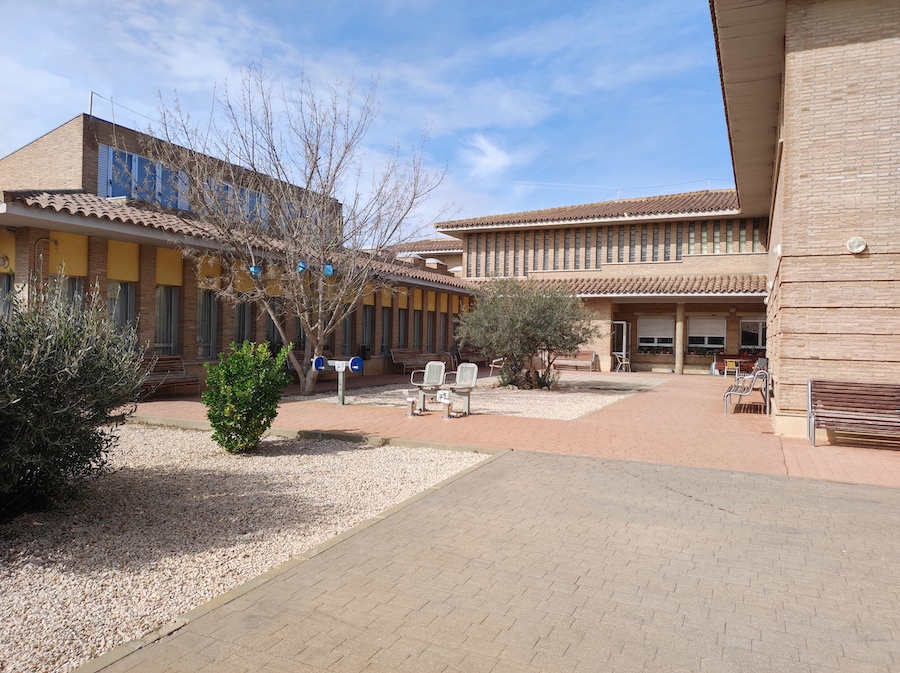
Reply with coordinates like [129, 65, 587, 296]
[78, 417, 508, 672]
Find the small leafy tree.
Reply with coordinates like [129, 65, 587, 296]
[202, 341, 291, 453]
[457, 278, 599, 389]
[0, 277, 146, 519]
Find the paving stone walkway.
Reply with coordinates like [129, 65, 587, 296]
[81, 372, 900, 672]
[87, 450, 900, 673]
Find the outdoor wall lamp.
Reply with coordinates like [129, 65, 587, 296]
[0, 256, 8, 268]
[846, 236, 867, 254]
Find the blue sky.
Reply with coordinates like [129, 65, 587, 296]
[2, 0, 734, 229]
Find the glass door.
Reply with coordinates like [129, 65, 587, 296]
[612, 321, 630, 359]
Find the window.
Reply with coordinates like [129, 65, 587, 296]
[101, 146, 187, 210]
[294, 317, 307, 351]
[107, 281, 135, 331]
[688, 317, 726, 349]
[398, 308, 408, 348]
[66, 277, 84, 305]
[412, 309, 422, 350]
[197, 289, 218, 359]
[740, 319, 767, 350]
[155, 286, 179, 354]
[205, 180, 269, 225]
[381, 307, 391, 355]
[234, 302, 253, 344]
[637, 316, 675, 350]
[426, 311, 435, 352]
[439, 313, 448, 352]
[361, 305, 374, 346]
[265, 299, 284, 348]
[341, 311, 355, 356]
[1, 274, 13, 318]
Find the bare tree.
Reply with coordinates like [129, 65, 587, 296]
[131, 65, 446, 394]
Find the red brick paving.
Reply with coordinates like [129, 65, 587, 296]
[136, 371, 900, 488]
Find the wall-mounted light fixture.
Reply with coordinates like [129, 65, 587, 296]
[846, 236, 867, 254]
[0, 256, 8, 268]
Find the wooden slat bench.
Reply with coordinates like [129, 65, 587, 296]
[457, 347, 490, 367]
[389, 348, 431, 375]
[141, 354, 201, 397]
[808, 380, 900, 446]
[553, 350, 597, 372]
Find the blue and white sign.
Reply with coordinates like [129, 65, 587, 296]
[349, 356, 364, 373]
[312, 355, 326, 371]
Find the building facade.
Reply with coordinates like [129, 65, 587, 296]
[0, 114, 471, 383]
[436, 190, 769, 375]
[713, 0, 900, 436]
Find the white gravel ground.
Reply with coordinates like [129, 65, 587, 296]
[0, 425, 488, 673]
[288, 373, 664, 420]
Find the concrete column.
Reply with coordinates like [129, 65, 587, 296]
[674, 303, 686, 375]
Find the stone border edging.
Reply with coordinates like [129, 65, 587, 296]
[75, 417, 508, 673]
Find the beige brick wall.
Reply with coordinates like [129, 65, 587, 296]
[770, 0, 900, 429]
[0, 116, 86, 191]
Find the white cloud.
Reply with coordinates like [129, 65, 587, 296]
[459, 134, 532, 180]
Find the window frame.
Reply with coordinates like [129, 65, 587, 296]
[637, 316, 675, 348]
[197, 288, 218, 360]
[687, 317, 727, 349]
[107, 280, 135, 331]
[155, 286, 179, 355]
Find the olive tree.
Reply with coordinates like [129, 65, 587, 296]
[134, 65, 446, 394]
[0, 277, 146, 518]
[456, 278, 598, 389]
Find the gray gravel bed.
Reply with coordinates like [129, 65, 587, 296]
[0, 425, 488, 673]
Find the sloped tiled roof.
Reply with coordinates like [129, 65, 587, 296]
[469, 274, 765, 296]
[5, 189, 215, 239]
[375, 260, 470, 289]
[3, 189, 469, 291]
[394, 237, 464, 254]
[437, 189, 739, 231]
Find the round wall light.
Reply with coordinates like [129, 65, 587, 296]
[847, 236, 867, 254]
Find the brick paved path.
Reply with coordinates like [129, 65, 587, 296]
[137, 372, 900, 488]
[90, 450, 900, 673]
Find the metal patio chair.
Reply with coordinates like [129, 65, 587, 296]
[410, 360, 446, 412]
[442, 362, 479, 415]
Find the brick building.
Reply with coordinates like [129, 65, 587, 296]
[713, 0, 900, 436]
[429, 0, 900, 436]
[434, 191, 769, 375]
[0, 114, 471, 383]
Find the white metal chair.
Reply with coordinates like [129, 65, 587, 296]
[442, 362, 479, 415]
[614, 354, 632, 372]
[410, 361, 446, 412]
[489, 358, 504, 378]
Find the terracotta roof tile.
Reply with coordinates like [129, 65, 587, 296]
[437, 189, 739, 231]
[394, 237, 464, 253]
[469, 274, 765, 296]
[5, 190, 470, 291]
[5, 189, 215, 239]
[374, 259, 470, 289]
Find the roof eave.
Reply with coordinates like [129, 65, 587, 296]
[709, 0, 785, 218]
[437, 208, 744, 234]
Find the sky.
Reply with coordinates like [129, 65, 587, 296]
[1, 0, 734, 232]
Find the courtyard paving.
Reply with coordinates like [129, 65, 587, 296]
[80, 372, 900, 672]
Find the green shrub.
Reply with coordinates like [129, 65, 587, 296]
[202, 341, 291, 453]
[0, 277, 146, 518]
